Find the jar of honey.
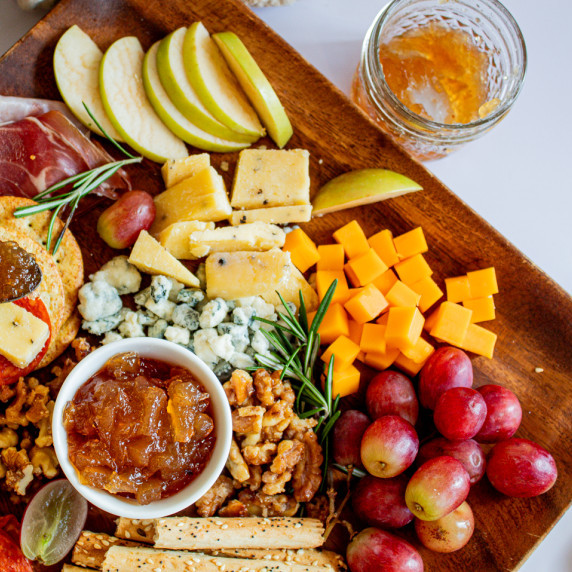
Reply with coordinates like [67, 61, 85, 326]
[352, 0, 527, 161]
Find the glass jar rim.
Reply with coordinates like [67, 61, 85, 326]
[364, 0, 528, 132]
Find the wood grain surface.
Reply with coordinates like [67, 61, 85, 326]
[0, 0, 571, 570]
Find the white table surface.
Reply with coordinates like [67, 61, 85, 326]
[1, 0, 571, 570]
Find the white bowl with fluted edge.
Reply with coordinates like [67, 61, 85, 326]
[52, 337, 232, 519]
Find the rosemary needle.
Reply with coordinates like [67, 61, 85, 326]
[13, 103, 142, 255]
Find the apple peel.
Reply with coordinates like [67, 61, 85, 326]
[312, 168, 422, 216]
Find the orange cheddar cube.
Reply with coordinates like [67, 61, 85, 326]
[317, 244, 345, 271]
[394, 352, 427, 376]
[344, 283, 388, 324]
[409, 276, 444, 313]
[393, 227, 428, 259]
[400, 336, 434, 363]
[360, 323, 387, 355]
[333, 220, 369, 259]
[372, 268, 399, 295]
[394, 253, 433, 285]
[445, 275, 471, 303]
[321, 335, 361, 371]
[423, 307, 440, 332]
[348, 319, 364, 349]
[368, 229, 399, 267]
[463, 296, 496, 323]
[344, 261, 360, 288]
[385, 280, 421, 308]
[429, 301, 472, 347]
[307, 303, 349, 345]
[282, 228, 320, 273]
[385, 307, 425, 351]
[376, 312, 389, 326]
[345, 248, 388, 287]
[325, 364, 361, 398]
[461, 323, 497, 358]
[316, 270, 350, 304]
[347, 287, 365, 299]
[467, 267, 498, 298]
[364, 347, 400, 371]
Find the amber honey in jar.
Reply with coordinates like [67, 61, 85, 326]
[63, 352, 216, 505]
[351, 0, 527, 160]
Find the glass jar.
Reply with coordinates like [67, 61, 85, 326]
[351, 0, 527, 161]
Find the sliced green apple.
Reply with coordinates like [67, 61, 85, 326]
[53, 25, 123, 141]
[99, 36, 188, 163]
[157, 28, 257, 144]
[213, 31, 293, 149]
[143, 42, 249, 153]
[312, 169, 422, 216]
[183, 22, 265, 139]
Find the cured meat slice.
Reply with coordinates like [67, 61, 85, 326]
[0, 110, 130, 199]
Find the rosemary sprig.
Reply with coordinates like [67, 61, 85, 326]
[12, 103, 142, 255]
[253, 280, 341, 490]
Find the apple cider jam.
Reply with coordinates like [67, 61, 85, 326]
[63, 352, 216, 505]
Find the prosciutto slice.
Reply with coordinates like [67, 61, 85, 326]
[0, 110, 131, 200]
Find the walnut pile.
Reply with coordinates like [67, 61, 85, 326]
[0, 338, 91, 497]
[195, 369, 323, 518]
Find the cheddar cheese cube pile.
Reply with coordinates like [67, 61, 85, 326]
[287, 221, 500, 399]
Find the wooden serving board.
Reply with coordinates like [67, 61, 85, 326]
[1, 0, 571, 570]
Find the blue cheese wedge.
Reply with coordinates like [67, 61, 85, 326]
[129, 231, 200, 287]
[230, 205, 312, 226]
[230, 149, 310, 210]
[161, 153, 211, 188]
[150, 166, 232, 235]
[188, 221, 285, 258]
[0, 302, 50, 368]
[205, 248, 292, 301]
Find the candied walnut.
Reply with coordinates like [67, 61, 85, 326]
[25, 383, 50, 424]
[241, 431, 261, 447]
[35, 401, 54, 448]
[270, 440, 304, 474]
[30, 446, 59, 479]
[262, 400, 293, 428]
[293, 430, 323, 503]
[1, 379, 29, 428]
[0, 460, 5, 480]
[253, 369, 275, 407]
[260, 425, 284, 443]
[230, 370, 255, 405]
[226, 439, 250, 483]
[223, 381, 238, 407]
[2, 447, 33, 495]
[242, 443, 277, 466]
[261, 469, 292, 495]
[19, 429, 34, 450]
[232, 406, 265, 434]
[218, 499, 249, 518]
[0, 384, 16, 403]
[278, 381, 296, 405]
[0, 428, 18, 449]
[243, 465, 262, 491]
[306, 494, 330, 525]
[237, 490, 299, 517]
[195, 474, 235, 517]
[285, 415, 318, 441]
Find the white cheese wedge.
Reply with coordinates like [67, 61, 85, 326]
[151, 166, 232, 235]
[129, 231, 200, 287]
[0, 303, 49, 369]
[161, 154, 211, 188]
[230, 149, 310, 210]
[230, 205, 312, 226]
[158, 221, 216, 259]
[205, 248, 292, 301]
[188, 221, 285, 258]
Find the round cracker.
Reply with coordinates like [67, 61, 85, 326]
[0, 197, 84, 324]
[0, 225, 65, 338]
[36, 311, 81, 370]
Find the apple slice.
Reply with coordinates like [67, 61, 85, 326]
[53, 25, 123, 141]
[213, 31, 293, 149]
[183, 22, 265, 139]
[157, 28, 257, 144]
[143, 42, 249, 153]
[312, 168, 422, 215]
[100, 36, 188, 163]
